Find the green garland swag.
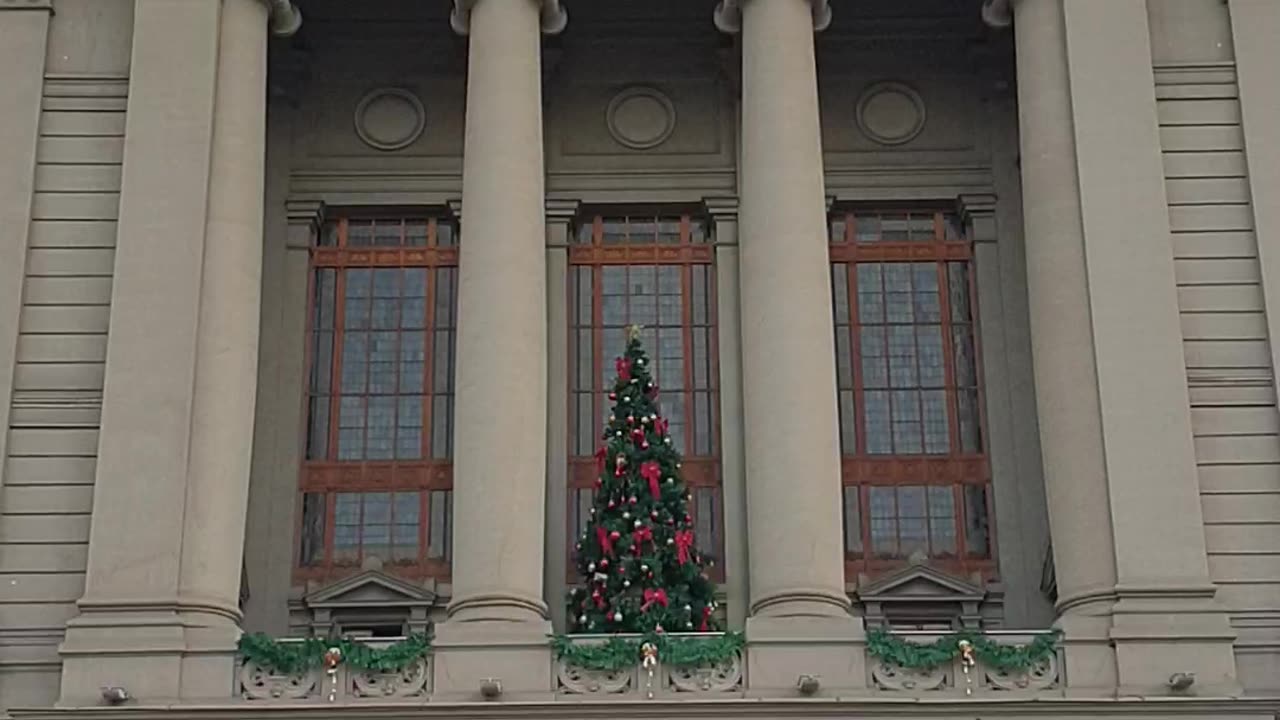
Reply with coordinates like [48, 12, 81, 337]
[866, 628, 1058, 673]
[237, 633, 431, 675]
[551, 632, 745, 672]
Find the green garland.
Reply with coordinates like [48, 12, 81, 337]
[551, 632, 745, 672]
[866, 628, 1058, 673]
[237, 633, 431, 675]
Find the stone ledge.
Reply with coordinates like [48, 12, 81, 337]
[10, 697, 1280, 720]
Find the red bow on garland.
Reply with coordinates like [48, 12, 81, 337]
[596, 526, 614, 556]
[674, 529, 695, 565]
[655, 417, 669, 436]
[615, 357, 632, 381]
[594, 446, 607, 472]
[639, 461, 662, 500]
[641, 588, 669, 612]
[699, 606, 712, 631]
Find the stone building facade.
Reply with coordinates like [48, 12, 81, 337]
[2, 0, 1280, 717]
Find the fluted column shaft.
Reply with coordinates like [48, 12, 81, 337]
[738, 0, 848, 617]
[448, 0, 549, 624]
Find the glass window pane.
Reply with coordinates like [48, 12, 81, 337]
[437, 221, 455, 247]
[897, 486, 928, 558]
[929, 486, 956, 555]
[372, 220, 402, 247]
[429, 490, 452, 560]
[870, 486, 897, 556]
[948, 262, 972, 322]
[959, 389, 982, 453]
[405, 220, 428, 246]
[888, 326, 918, 388]
[300, 493, 326, 566]
[917, 325, 945, 387]
[922, 389, 950, 454]
[855, 215, 880, 243]
[316, 269, 337, 330]
[830, 217, 846, 244]
[832, 264, 850, 325]
[965, 485, 990, 557]
[865, 390, 892, 454]
[882, 214, 909, 242]
[307, 396, 330, 460]
[348, 221, 374, 247]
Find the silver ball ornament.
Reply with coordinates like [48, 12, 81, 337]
[667, 538, 674, 545]
[623, 580, 631, 588]
[613, 611, 623, 622]
[634, 520, 642, 528]
[623, 512, 631, 520]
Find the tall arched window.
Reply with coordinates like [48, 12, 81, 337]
[830, 208, 993, 581]
[296, 214, 457, 582]
[566, 211, 724, 581]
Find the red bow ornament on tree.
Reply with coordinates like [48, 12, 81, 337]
[640, 461, 662, 500]
[641, 588, 669, 612]
[631, 525, 654, 550]
[615, 357, 632, 382]
[615, 454, 627, 477]
[655, 417, 669, 437]
[699, 606, 712, 631]
[674, 529, 695, 565]
[596, 526, 615, 556]
[594, 446, 607, 472]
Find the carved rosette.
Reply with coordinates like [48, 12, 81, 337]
[986, 654, 1060, 691]
[870, 660, 949, 692]
[556, 660, 634, 695]
[239, 661, 319, 700]
[350, 657, 431, 698]
[666, 653, 743, 694]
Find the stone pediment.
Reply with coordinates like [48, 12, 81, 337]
[303, 571, 439, 610]
[857, 563, 985, 604]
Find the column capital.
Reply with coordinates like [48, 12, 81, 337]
[980, 0, 1013, 29]
[714, 0, 831, 33]
[703, 196, 739, 221]
[258, 0, 303, 37]
[451, 0, 567, 36]
[285, 199, 325, 228]
[545, 198, 580, 222]
[957, 192, 999, 244]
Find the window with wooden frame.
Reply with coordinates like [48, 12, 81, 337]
[296, 214, 458, 582]
[567, 212, 724, 581]
[829, 208, 993, 580]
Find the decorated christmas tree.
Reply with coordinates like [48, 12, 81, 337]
[568, 325, 720, 635]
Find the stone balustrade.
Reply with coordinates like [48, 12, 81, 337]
[867, 630, 1063, 695]
[237, 638, 432, 702]
[236, 631, 1062, 703]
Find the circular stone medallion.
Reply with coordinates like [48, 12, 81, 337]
[606, 87, 677, 150]
[855, 82, 927, 146]
[354, 88, 427, 152]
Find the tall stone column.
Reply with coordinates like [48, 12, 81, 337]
[715, 0, 865, 693]
[1004, 0, 1119, 689]
[1062, 0, 1237, 694]
[998, 0, 1239, 693]
[177, 0, 270, 694]
[432, 0, 565, 700]
[59, 0, 297, 703]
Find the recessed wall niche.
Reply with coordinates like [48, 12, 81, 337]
[353, 88, 427, 152]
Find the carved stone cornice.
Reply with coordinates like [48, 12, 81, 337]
[259, 0, 303, 37]
[713, 0, 831, 33]
[451, 0, 568, 36]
